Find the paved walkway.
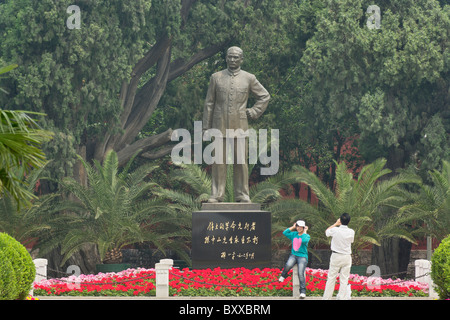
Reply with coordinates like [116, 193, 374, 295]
[30, 295, 437, 320]
[35, 295, 434, 300]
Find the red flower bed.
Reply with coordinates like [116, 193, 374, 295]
[33, 267, 428, 298]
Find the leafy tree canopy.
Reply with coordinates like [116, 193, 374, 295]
[0, 0, 280, 182]
[300, 0, 449, 174]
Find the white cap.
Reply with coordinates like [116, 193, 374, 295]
[296, 220, 306, 227]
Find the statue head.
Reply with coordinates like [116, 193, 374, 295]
[226, 46, 244, 71]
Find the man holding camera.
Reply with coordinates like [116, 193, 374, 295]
[322, 213, 355, 300]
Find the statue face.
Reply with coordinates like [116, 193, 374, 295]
[226, 50, 243, 71]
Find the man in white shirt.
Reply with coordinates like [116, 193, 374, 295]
[323, 213, 355, 300]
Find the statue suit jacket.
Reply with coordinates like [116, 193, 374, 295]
[203, 68, 270, 135]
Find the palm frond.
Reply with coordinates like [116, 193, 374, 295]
[293, 164, 337, 213]
[170, 163, 211, 195]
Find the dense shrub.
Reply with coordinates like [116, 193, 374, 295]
[0, 233, 36, 300]
[431, 235, 450, 300]
[0, 250, 18, 300]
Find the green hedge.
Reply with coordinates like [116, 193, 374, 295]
[431, 235, 450, 300]
[0, 233, 36, 300]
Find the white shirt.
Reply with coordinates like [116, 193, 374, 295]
[326, 225, 355, 255]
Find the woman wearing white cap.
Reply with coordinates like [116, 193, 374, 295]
[279, 220, 310, 299]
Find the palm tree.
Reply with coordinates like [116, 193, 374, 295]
[39, 150, 190, 266]
[291, 158, 421, 264]
[399, 160, 450, 242]
[0, 164, 64, 246]
[0, 64, 53, 206]
[155, 163, 210, 213]
[155, 163, 298, 211]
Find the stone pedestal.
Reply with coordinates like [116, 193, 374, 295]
[415, 259, 438, 299]
[155, 259, 173, 298]
[32, 258, 48, 296]
[192, 202, 271, 269]
[33, 258, 48, 283]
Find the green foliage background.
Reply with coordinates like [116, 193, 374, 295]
[0, 0, 448, 276]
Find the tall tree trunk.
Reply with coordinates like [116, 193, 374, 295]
[293, 182, 300, 199]
[371, 146, 412, 276]
[91, 36, 231, 166]
[371, 238, 411, 278]
[330, 131, 344, 191]
[45, 244, 101, 277]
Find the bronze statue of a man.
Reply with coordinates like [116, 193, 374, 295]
[203, 46, 270, 203]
